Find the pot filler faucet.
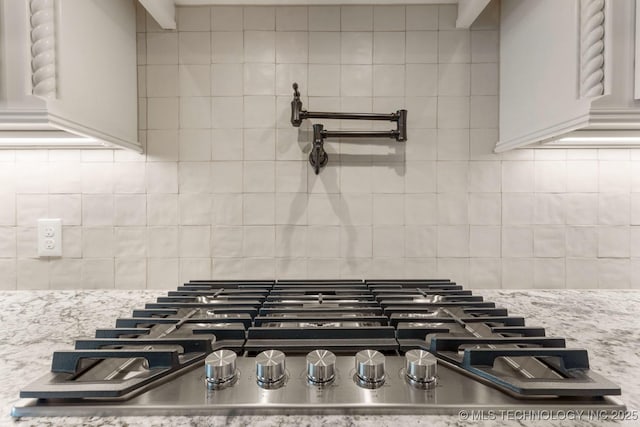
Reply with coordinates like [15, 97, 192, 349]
[290, 83, 407, 174]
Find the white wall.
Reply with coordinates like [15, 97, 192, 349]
[0, 4, 637, 290]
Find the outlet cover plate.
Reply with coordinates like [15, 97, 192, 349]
[37, 219, 62, 257]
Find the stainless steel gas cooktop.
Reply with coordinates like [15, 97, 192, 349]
[12, 280, 625, 417]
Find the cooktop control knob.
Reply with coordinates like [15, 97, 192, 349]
[205, 349, 237, 389]
[306, 349, 336, 384]
[355, 349, 386, 387]
[405, 349, 437, 388]
[256, 349, 286, 386]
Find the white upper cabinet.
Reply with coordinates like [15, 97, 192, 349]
[497, 0, 640, 151]
[0, 0, 140, 151]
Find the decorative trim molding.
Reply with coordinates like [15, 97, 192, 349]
[579, 0, 606, 98]
[30, 0, 56, 99]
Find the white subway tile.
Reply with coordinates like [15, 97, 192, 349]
[115, 258, 146, 289]
[146, 33, 178, 65]
[147, 258, 179, 289]
[244, 31, 275, 63]
[341, 32, 373, 64]
[437, 258, 469, 284]
[341, 6, 373, 31]
[502, 193, 534, 225]
[147, 98, 179, 129]
[62, 226, 82, 258]
[179, 163, 211, 194]
[212, 257, 243, 278]
[179, 226, 211, 257]
[340, 257, 374, 278]
[373, 225, 405, 257]
[0, 227, 16, 258]
[533, 226, 565, 257]
[405, 225, 436, 257]
[81, 162, 114, 193]
[146, 162, 178, 194]
[47, 162, 81, 193]
[373, 32, 405, 64]
[468, 193, 500, 225]
[179, 32, 211, 64]
[406, 5, 438, 30]
[405, 161, 436, 193]
[437, 161, 468, 192]
[180, 97, 211, 129]
[243, 258, 276, 278]
[341, 65, 373, 96]
[598, 226, 630, 258]
[630, 227, 640, 257]
[373, 65, 405, 97]
[244, 96, 276, 128]
[146, 65, 179, 97]
[244, 7, 275, 31]
[49, 258, 82, 289]
[371, 163, 404, 193]
[212, 128, 243, 160]
[16, 195, 48, 227]
[275, 193, 307, 225]
[471, 30, 498, 63]
[0, 259, 16, 289]
[373, 194, 404, 225]
[307, 226, 338, 258]
[148, 226, 178, 257]
[405, 64, 437, 97]
[534, 161, 566, 193]
[439, 31, 470, 63]
[115, 227, 147, 258]
[340, 193, 373, 226]
[339, 226, 372, 257]
[501, 226, 532, 258]
[179, 193, 212, 225]
[16, 227, 36, 258]
[211, 32, 244, 63]
[438, 63, 470, 96]
[212, 226, 243, 257]
[179, 129, 211, 161]
[469, 95, 498, 129]
[244, 193, 275, 225]
[598, 258, 630, 288]
[566, 160, 598, 192]
[146, 130, 179, 161]
[82, 227, 114, 258]
[276, 32, 308, 63]
[276, 258, 307, 278]
[211, 161, 242, 193]
[114, 195, 146, 226]
[147, 194, 178, 226]
[469, 225, 500, 257]
[406, 31, 438, 63]
[244, 161, 275, 193]
[533, 258, 565, 288]
[212, 194, 243, 225]
[534, 193, 565, 225]
[437, 225, 469, 257]
[177, 7, 210, 31]
[80, 258, 114, 289]
[598, 193, 629, 225]
[309, 7, 340, 31]
[599, 161, 630, 193]
[276, 225, 307, 257]
[437, 97, 469, 129]
[437, 193, 468, 225]
[565, 226, 597, 257]
[82, 195, 114, 226]
[471, 63, 498, 95]
[469, 258, 501, 288]
[211, 7, 242, 31]
[17, 259, 49, 289]
[211, 64, 243, 96]
[113, 163, 146, 194]
[276, 64, 308, 96]
[276, 161, 307, 192]
[502, 258, 534, 288]
[566, 258, 598, 289]
[307, 164, 340, 194]
[565, 193, 598, 224]
[244, 63, 275, 96]
[373, 6, 405, 31]
[179, 258, 211, 283]
[404, 193, 437, 225]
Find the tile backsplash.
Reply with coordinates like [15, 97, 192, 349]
[0, 4, 638, 290]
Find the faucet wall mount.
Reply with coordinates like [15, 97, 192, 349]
[290, 83, 407, 174]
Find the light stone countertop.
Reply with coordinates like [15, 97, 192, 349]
[1, 289, 639, 427]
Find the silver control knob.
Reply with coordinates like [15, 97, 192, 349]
[355, 349, 386, 386]
[405, 349, 437, 387]
[205, 349, 237, 388]
[306, 349, 336, 384]
[256, 349, 286, 385]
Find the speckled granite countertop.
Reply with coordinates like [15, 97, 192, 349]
[2, 289, 639, 427]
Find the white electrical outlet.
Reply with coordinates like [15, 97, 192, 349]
[38, 219, 62, 257]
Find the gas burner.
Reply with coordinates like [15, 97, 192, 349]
[12, 279, 625, 417]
